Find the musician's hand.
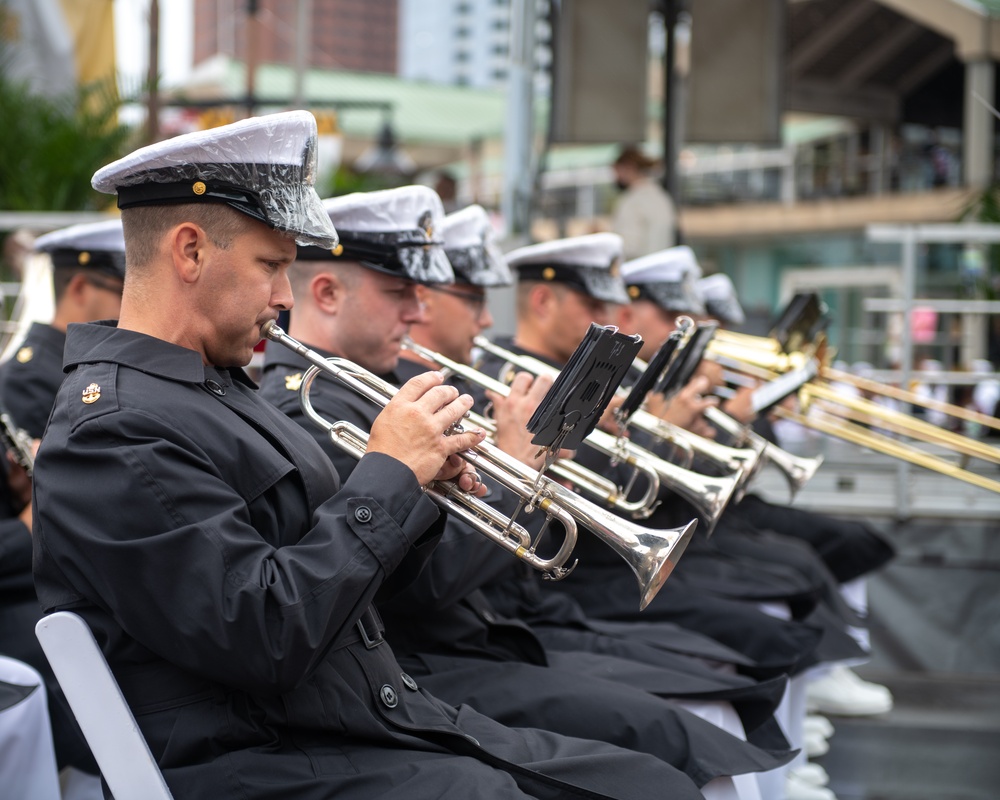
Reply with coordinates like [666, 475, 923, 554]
[597, 395, 624, 435]
[434, 454, 489, 497]
[695, 359, 725, 388]
[656, 376, 719, 437]
[487, 371, 553, 470]
[722, 385, 758, 425]
[369, 371, 486, 487]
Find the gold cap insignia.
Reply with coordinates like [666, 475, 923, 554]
[78, 251, 91, 265]
[82, 383, 101, 404]
[15, 346, 33, 363]
[192, 181, 207, 196]
[331, 243, 344, 257]
[285, 372, 303, 392]
[628, 285, 640, 299]
[542, 267, 556, 281]
[419, 210, 434, 240]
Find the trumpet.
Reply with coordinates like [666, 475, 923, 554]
[263, 322, 695, 610]
[404, 338, 740, 526]
[702, 406, 823, 501]
[469, 337, 747, 527]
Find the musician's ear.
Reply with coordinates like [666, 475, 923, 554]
[311, 270, 344, 314]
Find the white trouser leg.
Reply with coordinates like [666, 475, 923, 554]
[675, 700, 763, 800]
[0, 656, 61, 800]
[839, 577, 870, 653]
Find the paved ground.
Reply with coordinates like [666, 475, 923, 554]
[815, 667, 1000, 799]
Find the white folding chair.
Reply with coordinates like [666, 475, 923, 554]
[35, 611, 174, 800]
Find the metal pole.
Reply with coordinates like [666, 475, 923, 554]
[146, 0, 160, 144]
[292, 0, 312, 109]
[245, 0, 260, 118]
[502, 0, 536, 238]
[661, 0, 681, 242]
[896, 225, 917, 520]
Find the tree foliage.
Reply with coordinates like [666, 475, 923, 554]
[0, 74, 134, 211]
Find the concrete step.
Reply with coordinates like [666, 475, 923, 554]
[813, 670, 1000, 800]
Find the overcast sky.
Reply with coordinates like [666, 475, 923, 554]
[114, 0, 194, 89]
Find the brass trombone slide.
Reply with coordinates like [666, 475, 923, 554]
[772, 405, 1000, 494]
[822, 365, 1000, 435]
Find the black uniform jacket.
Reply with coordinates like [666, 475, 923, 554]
[34, 322, 707, 800]
[260, 344, 794, 782]
[0, 322, 66, 439]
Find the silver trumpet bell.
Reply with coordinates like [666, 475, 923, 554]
[263, 322, 693, 610]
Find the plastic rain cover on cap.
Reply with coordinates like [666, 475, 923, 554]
[322, 186, 453, 284]
[442, 204, 512, 287]
[91, 110, 338, 249]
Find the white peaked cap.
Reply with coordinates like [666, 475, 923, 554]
[308, 186, 453, 284]
[441, 204, 511, 287]
[34, 219, 126, 278]
[621, 245, 703, 284]
[505, 233, 629, 304]
[621, 245, 705, 315]
[698, 273, 745, 326]
[92, 110, 338, 249]
[35, 219, 124, 255]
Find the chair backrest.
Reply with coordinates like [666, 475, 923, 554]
[35, 611, 174, 800]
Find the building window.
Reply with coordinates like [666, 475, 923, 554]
[456, 1, 473, 13]
[454, 50, 471, 63]
[491, 43, 508, 56]
[492, 68, 508, 82]
[455, 26, 471, 39]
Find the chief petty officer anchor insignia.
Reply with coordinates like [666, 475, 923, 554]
[82, 383, 101, 404]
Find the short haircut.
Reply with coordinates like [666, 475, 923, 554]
[288, 259, 362, 305]
[120, 203, 256, 270]
[52, 267, 80, 303]
[515, 279, 566, 317]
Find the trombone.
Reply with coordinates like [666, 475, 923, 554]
[470, 336, 748, 526]
[711, 330, 1000, 435]
[705, 337, 1000, 494]
[263, 321, 695, 610]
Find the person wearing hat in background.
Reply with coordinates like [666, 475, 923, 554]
[611, 144, 677, 261]
[0, 219, 126, 439]
[32, 111, 709, 800]
[0, 219, 127, 798]
[260, 195, 788, 800]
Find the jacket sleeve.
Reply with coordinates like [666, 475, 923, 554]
[33, 406, 441, 694]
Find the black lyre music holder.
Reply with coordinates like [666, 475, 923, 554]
[526, 323, 643, 457]
[616, 319, 693, 426]
[770, 292, 829, 354]
[654, 322, 719, 401]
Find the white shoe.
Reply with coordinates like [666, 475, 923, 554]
[786, 771, 837, 800]
[789, 763, 830, 786]
[804, 730, 830, 758]
[806, 665, 893, 717]
[804, 713, 834, 740]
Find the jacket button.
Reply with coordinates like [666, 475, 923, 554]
[205, 379, 226, 396]
[354, 506, 373, 523]
[400, 673, 418, 691]
[379, 684, 398, 708]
